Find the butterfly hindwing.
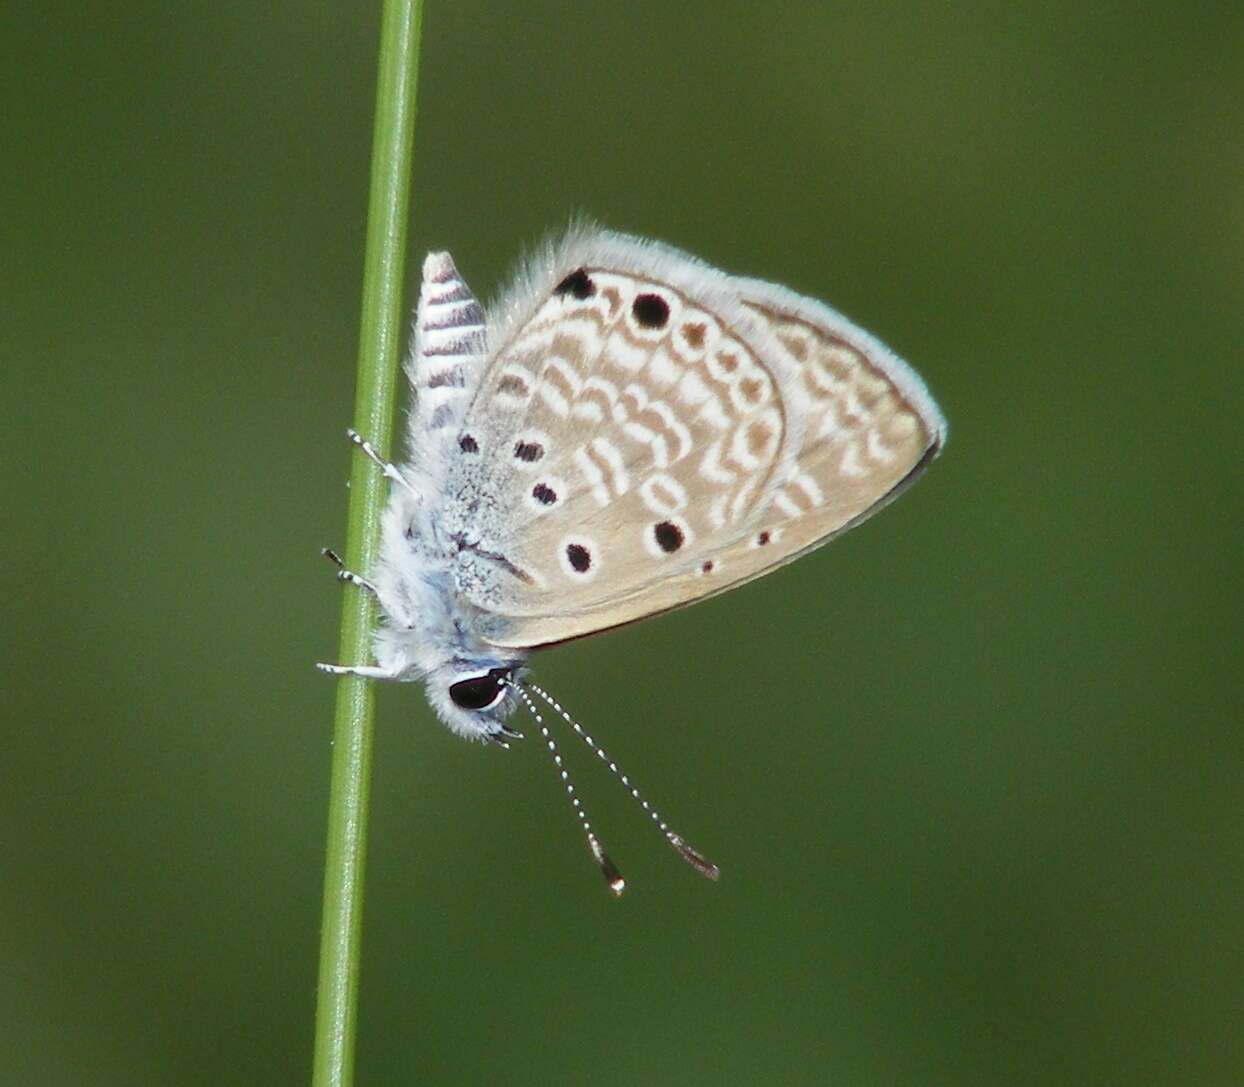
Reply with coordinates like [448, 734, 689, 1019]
[438, 229, 944, 649]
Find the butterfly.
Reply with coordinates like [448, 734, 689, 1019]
[319, 225, 946, 894]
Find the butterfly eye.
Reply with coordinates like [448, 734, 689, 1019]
[448, 668, 510, 711]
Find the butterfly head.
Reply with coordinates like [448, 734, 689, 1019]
[425, 660, 527, 743]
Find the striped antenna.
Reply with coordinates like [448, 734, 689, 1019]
[507, 682, 625, 895]
[522, 680, 720, 885]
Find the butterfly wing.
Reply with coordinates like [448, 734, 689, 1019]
[442, 229, 944, 649]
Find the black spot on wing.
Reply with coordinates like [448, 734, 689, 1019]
[632, 293, 669, 329]
[653, 521, 684, 553]
[554, 269, 595, 300]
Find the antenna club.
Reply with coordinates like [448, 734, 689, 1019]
[590, 840, 626, 896]
[667, 833, 721, 881]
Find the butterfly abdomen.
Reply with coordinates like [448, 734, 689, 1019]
[407, 252, 489, 448]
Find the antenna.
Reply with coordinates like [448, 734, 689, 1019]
[522, 680, 720, 884]
[507, 682, 626, 896]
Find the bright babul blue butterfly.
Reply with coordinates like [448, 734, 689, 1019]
[320, 226, 946, 893]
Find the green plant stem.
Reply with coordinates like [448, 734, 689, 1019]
[312, 2, 423, 1085]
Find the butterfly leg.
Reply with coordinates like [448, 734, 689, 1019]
[485, 724, 526, 749]
[321, 547, 378, 595]
[315, 662, 402, 680]
[345, 427, 416, 494]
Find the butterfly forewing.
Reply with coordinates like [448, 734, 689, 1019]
[439, 230, 943, 650]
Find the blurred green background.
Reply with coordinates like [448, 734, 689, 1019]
[4, 3, 1241, 1084]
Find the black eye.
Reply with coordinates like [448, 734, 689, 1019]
[448, 668, 510, 710]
